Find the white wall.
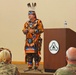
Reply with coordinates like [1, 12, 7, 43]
[0, 0, 76, 62]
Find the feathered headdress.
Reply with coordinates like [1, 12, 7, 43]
[27, 2, 37, 15]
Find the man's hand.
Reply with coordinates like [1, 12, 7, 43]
[29, 29, 35, 33]
[38, 51, 41, 55]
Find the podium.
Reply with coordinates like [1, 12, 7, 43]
[44, 28, 76, 72]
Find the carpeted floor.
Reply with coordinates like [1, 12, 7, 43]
[15, 64, 54, 75]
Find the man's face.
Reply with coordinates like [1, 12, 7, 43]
[28, 14, 35, 20]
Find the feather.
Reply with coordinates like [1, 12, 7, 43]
[32, 2, 36, 7]
[27, 3, 31, 7]
[34, 3, 36, 7]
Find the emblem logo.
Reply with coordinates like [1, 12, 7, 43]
[49, 40, 59, 54]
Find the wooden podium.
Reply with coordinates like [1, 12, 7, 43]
[44, 28, 76, 72]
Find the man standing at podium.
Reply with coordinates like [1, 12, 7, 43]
[54, 47, 76, 75]
[22, 3, 44, 70]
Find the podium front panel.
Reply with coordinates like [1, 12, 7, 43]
[44, 28, 76, 72]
